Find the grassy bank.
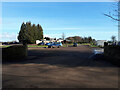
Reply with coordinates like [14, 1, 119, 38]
[1, 43, 98, 48]
[79, 43, 98, 48]
[28, 43, 98, 48]
[1, 45, 12, 48]
[28, 45, 48, 48]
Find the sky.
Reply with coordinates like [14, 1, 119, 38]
[1, 2, 118, 42]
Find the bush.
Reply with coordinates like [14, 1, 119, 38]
[2, 45, 27, 61]
[104, 45, 120, 66]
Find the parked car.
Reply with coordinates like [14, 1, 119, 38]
[38, 42, 45, 45]
[73, 43, 77, 47]
[47, 42, 62, 48]
[2, 42, 9, 45]
[45, 43, 51, 45]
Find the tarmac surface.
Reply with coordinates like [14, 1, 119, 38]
[2, 46, 119, 88]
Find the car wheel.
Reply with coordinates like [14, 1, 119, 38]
[48, 46, 51, 48]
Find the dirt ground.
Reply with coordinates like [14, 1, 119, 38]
[2, 45, 119, 88]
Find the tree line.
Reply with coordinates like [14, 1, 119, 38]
[17, 22, 96, 44]
[66, 36, 95, 44]
[18, 22, 43, 44]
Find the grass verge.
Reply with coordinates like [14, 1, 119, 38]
[1, 45, 12, 48]
[28, 45, 48, 48]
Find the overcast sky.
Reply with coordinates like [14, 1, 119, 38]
[1, 2, 118, 41]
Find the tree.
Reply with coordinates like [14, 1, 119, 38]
[83, 37, 88, 43]
[66, 37, 74, 43]
[44, 37, 50, 40]
[18, 22, 43, 44]
[18, 22, 28, 43]
[66, 36, 93, 43]
[104, 1, 120, 42]
[104, 0, 120, 21]
[88, 36, 93, 43]
[81, 36, 94, 43]
[73, 36, 82, 43]
[111, 35, 116, 43]
[37, 24, 43, 40]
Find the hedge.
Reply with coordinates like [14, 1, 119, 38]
[2, 45, 27, 61]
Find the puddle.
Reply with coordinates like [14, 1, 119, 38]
[89, 48, 104, 59]
[93, 49, 104, 54]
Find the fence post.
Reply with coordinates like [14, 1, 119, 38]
[22, 40, 28, 57]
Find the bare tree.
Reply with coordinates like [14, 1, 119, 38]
[62, 33, 65, 40]
[104, 1, 120, 42]
[111, 35, 116, 43]
[104, 0, 120, 21]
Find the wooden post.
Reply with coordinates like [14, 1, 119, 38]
[22, 40, 28, 57]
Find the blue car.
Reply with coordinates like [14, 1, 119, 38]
[38, 42, 45, 45]
[73, 43, 77, 47]
[45, 43, 51, 45]
[47, 42, 62, 48]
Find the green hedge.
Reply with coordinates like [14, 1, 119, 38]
[104, 45, 120, 66]
[2, 45, 27, 61]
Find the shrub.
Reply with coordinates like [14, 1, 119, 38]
[104, 45, 120, 66]
[2, 45, 27, 61]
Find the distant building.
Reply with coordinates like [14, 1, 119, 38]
[96, 40, 107, 47]
[56, 38, 64, 43]
[0, 42, 2, 46]
[36, 38, 64, 44]
[36, 39, 50, 44]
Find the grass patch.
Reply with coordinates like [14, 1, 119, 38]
[28, 45, 48, 48]
[1, 45, 12, 48]
[62, 44, 67, 47]
[79, 43, 98, 47]
[27, 43, 98, 48]
[80, 43, 91, 45]
[89, 45, 98, 47]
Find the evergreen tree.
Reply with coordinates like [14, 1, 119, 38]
[37, 24, 43, 40]
[18, 22, 43, 44]
[18, 22, 28, 43]
[88, 36, 92, 43]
